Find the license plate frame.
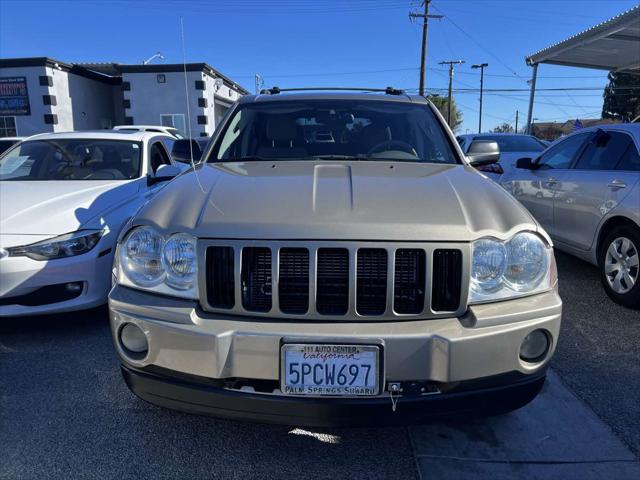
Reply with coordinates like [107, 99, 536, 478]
[280, 343, 380, 396]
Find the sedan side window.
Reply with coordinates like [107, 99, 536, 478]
[536, 132, 589, 170]
[573, 131, 635, 171]
[615, 141, 640, 172]
[149, 142, 171, 174]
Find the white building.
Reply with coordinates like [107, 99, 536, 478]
[0, 57, 249, 138]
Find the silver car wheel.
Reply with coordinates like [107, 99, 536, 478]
[605, 236, 639, 294]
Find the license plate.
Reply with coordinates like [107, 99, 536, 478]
[280, 344, 379, 396]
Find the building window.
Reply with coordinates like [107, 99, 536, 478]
[42, 95, 57, 106]
[123, 99, 131, 109]
[0, 117, 18, 137]
[44, 114, 58, 125]
[157, 74, 166, 84]
[198, 97, 208, 108]
[197, 115, 208, 125]
[195, 80, 206, 90]
[122, 81, 131, 91]
[124, 116, 134, 125]
[199, 132, 209, 137]
[39, 75, 53, 86]
[160, 114, 186, 134]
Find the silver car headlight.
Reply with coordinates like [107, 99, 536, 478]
[7, 230, 103, 260]
[469, 232, 555, 304]
[118, 226, 198, 299]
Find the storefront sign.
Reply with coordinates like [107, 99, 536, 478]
[0, 77, 31, 115]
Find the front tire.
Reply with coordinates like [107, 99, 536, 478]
[599, 225, 640, 310]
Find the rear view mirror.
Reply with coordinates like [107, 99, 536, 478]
[148, 164, 181, 185]
[467, 140, 500, 166]
[516, 157, 535, 170]
[171, 139, 203, 164]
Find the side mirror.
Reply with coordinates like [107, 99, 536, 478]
[516, 157, 535, 170]
[467, 140, 500, 166]
[171, 139, 202, 164]
[148, 164, 181, 185]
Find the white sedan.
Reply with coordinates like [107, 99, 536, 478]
[0, 131, 181, 316]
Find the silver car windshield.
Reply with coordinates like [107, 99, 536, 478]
[0, 139, 142, 181]
[210, 99, 459, 164]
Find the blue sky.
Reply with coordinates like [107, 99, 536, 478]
[1, 0, 637, 133]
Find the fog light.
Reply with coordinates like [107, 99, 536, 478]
[520, 329, 550, 362]
[65, 282, 83, 293]
[120, 323, 148, 354]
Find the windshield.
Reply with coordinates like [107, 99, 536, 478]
[166, 128, 185, 139]
[209, 99, 458, 164]
[0, 139, 142, 181]
[479, 135, 546, 153]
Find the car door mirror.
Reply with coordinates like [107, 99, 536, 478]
[171, 139, 202, 164]
[467, 140, 500, 166]
[148, 164, 181, 185]
[516, 157, 535, 169]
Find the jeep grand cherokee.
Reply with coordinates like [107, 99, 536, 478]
[108, 88, 562, 426]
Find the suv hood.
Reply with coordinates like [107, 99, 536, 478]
[0, 180, 140, 237]
[136, 161, 538, 242]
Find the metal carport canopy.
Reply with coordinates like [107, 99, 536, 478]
[524, 5, 640, 132]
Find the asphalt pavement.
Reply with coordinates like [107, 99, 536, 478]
[1, 251, 638, 479]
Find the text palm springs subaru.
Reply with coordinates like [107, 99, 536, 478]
[109, 89, 562, 426]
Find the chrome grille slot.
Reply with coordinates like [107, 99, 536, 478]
[356, 248, 388, 315]
[394, 249, 426, 314]
[205, 246, 235, 309]
[241, 247, 272, 312]
[279, 248, 310, 314]
[432, 249, 462, 312]
[316, 248, 349, 315]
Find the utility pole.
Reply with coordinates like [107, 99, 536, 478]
[439, 60, 465, 126]
[409, 1, 443, 96]
[515, 110, 519, 133]
[471, 63, 488, 133]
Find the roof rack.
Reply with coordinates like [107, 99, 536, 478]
[258, 86, 406, 96]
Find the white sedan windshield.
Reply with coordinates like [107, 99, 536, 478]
[0, 139, 142, 181]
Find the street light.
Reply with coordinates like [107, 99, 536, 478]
[143, 52, 165, 65]
[471, 63, 488, 133]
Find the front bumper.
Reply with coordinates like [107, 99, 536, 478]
[109, 285, 561, 424]
[122, 364, 546, 426]
[0, 247, 113, 317]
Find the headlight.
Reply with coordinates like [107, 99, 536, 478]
[8, 230, 103, 260]
[162, 233, 197, 290]
[119, 226, 165, 287]
[469, 232, 554, 304]
[117, 226, 198, 299]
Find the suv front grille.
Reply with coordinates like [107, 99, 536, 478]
[202, 241, 467, 320]
[316, 248, 350, 315]
[241, 247, 272, 312]
[356, 248, 388, 315]
[278, 248, 310, 314]
[393, 249, 426, 314]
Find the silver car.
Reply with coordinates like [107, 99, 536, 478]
[457, 133, 548, 182]
[108, 89, 562, 426]
[501, 124, 640, 309]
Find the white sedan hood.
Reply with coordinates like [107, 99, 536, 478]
[0, 180, 140, 239]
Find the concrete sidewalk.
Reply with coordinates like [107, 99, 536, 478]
[410, 370, 640, 479]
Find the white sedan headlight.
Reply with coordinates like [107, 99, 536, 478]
[118, 226, 198, 299]
[469, 232, 554, 304]
[7, 230, 103, 260]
